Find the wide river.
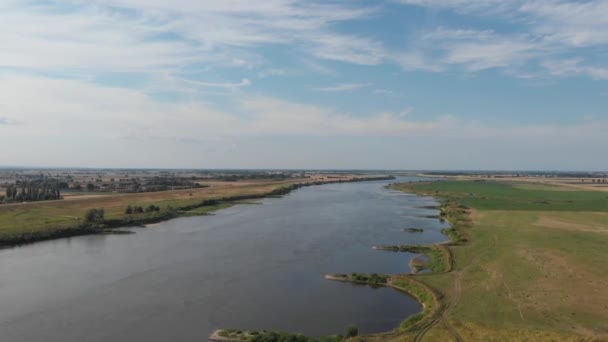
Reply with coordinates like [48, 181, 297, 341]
[0, 177, 447, 341]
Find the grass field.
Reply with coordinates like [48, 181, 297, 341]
[0, 179, 299, 242]
[384, 180, 608, 341]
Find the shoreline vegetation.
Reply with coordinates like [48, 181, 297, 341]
[402, 228, 423, 233]
[0, 175, 394, 247]
[372, 244, 452, 274]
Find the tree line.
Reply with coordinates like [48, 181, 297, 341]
[2, 180, 62, 203]
[125, 204, 160, 214]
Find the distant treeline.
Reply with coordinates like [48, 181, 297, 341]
[216, 173, 296, 182]
[424, 171, 608, 178]
[2, 180, 62, 203]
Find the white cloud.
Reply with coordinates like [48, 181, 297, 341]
[394, 51, 443, 72]
[521, 0, 608, 47]
[257, 69, 287, 79]
[395, 0, 608, 78]
[180, 78, 252, 89]
[396, 0, 508, 9]
[443, 39, 537, 71]
[0, 0, 382, 77]
[308, 34, 387, 65]
[542, 59, 608, 80]
[374, 89, 394, 95]
[299, 59, 338, 76]
[1, 74, 606, 169]
[0, 75, 430, 141]
[3, 0, 607, 86]
[313, 83, 371, 92]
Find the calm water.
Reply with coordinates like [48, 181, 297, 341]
[0, 177, 447, 341]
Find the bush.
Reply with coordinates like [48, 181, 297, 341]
[84, 208, 104, 223]
[145, 204, 160, 212]
[345, 326, 358, 337]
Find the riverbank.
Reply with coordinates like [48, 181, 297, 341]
[0, 175, 394, 247]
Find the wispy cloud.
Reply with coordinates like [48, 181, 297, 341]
[374, 89, 395, 95]
[0, 75, 430, 140]
[542, 59, 608, 80]
[395, 0, 608, 77]
[0, 0, 381, 77]
[2, 74, 607, 169]
[180, 78, 252, 89]
[313, 83, 371, 92]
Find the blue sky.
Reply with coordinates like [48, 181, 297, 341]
[0, 0, 607, 170]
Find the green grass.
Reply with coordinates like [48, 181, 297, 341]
[374, 245, 450, 273]
[390, 276, 440, 331]
[389, 180, 608, 340]
[408, 180, 608, 211]
[178, 202, 234, 216]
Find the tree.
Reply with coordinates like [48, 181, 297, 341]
[125, 205, 133, 214]
[86, 183, 96, 191]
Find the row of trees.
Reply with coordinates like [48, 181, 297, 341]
[3, 181, 62, 203]
[125, 204, 160, 214]
[82, 204, 162, 226]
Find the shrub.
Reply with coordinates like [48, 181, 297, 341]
[345, 326, 359, 337]
[145, 204, 160, 212]
[84, 208, 104, 223]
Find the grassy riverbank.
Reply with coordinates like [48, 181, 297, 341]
[385, 180, 608, 341]
[373, 245, 451, 274]
[0, 175, 394, 246]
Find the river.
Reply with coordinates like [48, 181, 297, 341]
[0, 177, 447, 341]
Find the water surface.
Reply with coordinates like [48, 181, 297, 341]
[0, 177, 447, 341]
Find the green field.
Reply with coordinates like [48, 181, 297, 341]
[382, 180, 608, 341]
[415, 180, 608, 211]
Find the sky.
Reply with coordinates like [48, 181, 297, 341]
[0, 0, 607, 170]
